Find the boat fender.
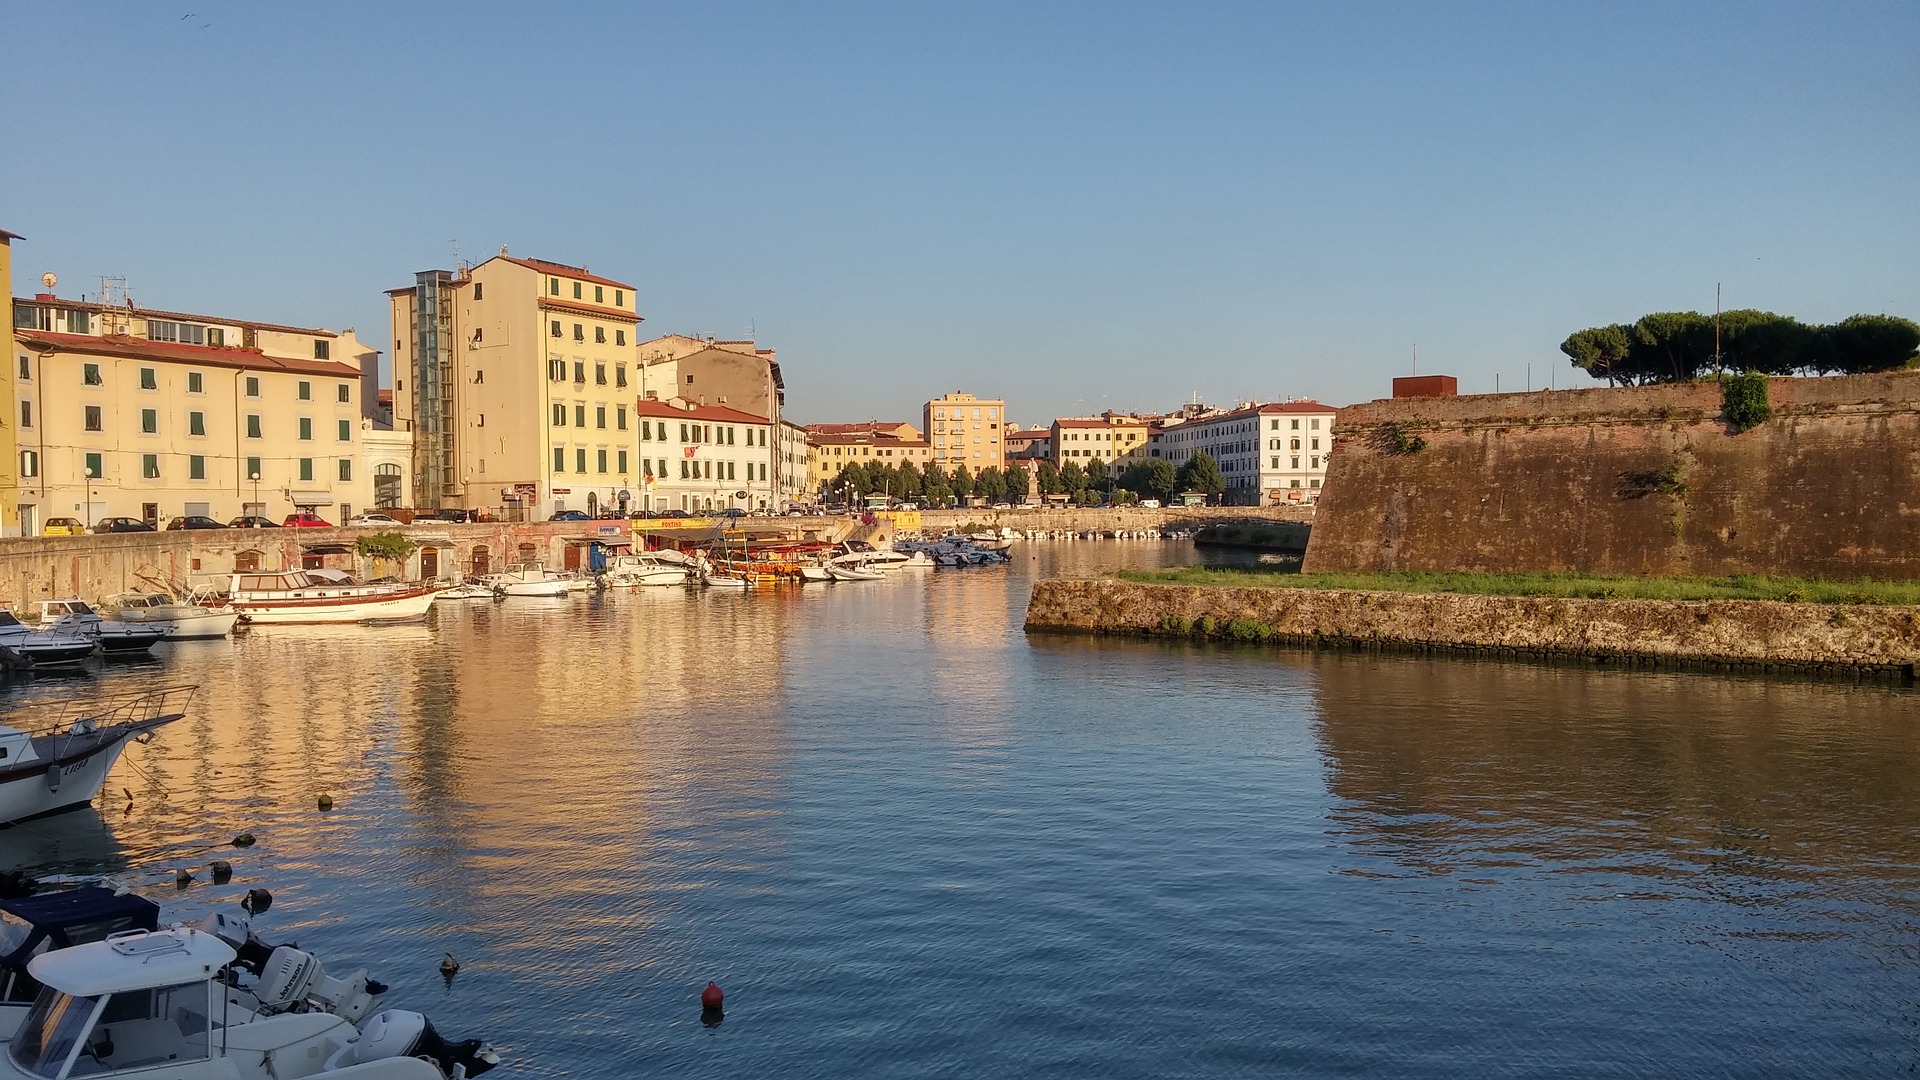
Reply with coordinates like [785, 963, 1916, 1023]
[242, 888, 273, 915]
[209, 860, 233, 884]
[232, 833, 257, 847]
[318, 794, 334, 811]
[43, 764, 60, 792]
[175, 868, 194, 888]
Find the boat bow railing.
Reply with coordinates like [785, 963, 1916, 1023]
[7, 684, 199, 738]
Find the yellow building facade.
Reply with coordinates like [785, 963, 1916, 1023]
[1050, 414, 1149, 465]
[389, 251, 643, 516]
[11, 295, 373, 532]
[923, 391, 1007, 471]
[0, 230, 19, 535]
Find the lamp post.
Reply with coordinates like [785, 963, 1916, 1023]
[249, 472, 261, 526]
[84, 465, 95, 531]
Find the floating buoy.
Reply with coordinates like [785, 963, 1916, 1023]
[700, 981, 724, 1009]
[440, 953, 460, 978]
[317, 794, 334, 811]
[208, 860, 232, 884]
[174, 868, 194, 888]
[231, 833, 256, 847]
[241, 888, 273, 915]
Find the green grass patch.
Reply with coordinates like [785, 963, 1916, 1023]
[1114, 564, 1920, 604]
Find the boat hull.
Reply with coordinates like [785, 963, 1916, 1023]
[233, 586, 443, 624]
[498, 580, 571, 597]
[0, 715, 180, 826]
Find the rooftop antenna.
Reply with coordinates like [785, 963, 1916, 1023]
[1713, 283, 1722, 375]
[1412, 343, 1418, 376]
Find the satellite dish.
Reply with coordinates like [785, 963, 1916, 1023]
[40, 272, 56, 289]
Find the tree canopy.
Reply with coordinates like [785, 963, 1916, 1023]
[1563, 310, 1919, 384]
[1175, 451, 1225, 497]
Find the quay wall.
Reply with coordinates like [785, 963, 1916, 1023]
[915, 505, 1310, 534]
[1303, 370, 1920, 580]
[1024, 578, 1920, 679]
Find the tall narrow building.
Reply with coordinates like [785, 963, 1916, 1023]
[923, 391, 1007, 472]
[389, 251, 643, 517]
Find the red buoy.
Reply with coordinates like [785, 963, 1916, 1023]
[700, 981, 724, 1009]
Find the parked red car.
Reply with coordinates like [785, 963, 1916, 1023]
[283, 512, 333, 528]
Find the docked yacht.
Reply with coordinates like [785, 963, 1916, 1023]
[827, 540, 917, 572]
[602, 554, 691, 587]
[33, 600, 165, 656]
[225, 571, 444, 624]
[431, 581, 496, 601]
[483, 563, 571, 597]
[0, 685, 190, 825]
[0, 612, 96, 668]
[103, 592, 242, 640]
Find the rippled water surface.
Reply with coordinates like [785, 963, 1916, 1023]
[3, 541, 1917, 1078]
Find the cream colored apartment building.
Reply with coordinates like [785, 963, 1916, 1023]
[632, 399, 775, 513]
[1050, 414, 1149, 466]
[924, 391, 1006, 471]
[805, 425, 934, 495]
[389, 251, 643, 517]
[1150, 400, 1338, 505]
[11, 293, 374, 532]
[0, 230, 19, 534]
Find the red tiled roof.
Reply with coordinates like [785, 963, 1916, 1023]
[377, 389, 393, 405]
[1052, 418, 1123, 429]
[806, 422, 916, 436]
[12, 297, 337, 337]
[0, 229, 21, 243]
[492, 255, 635, 292]
[15, 331, 364, 379]
[1258, 400, 1337, 414]
[631, 398, 769, 425]
[809, 431, 930, 448]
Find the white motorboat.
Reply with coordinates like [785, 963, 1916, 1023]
[797, 565, 833, 583]
[33, 600, 166, 656]
[2, 924, 497, 1080]
[432, 582, 496, 601]
[104, 592, 242, 639]
[828, 540, 914, 571]
[602, 554, 691, 587]
[827, 565, 885, 582]
[0, 685, 190, 826]
[226, 571, 444, 625]
[0, 612, 96, 668]
[484, 563, 572, 597]
[699, 565, 751, 588]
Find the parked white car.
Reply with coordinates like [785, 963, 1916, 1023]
[348, 512, 402, 526]
[1140, 499, 1162, 508]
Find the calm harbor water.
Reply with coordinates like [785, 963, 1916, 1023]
[1, 540, 1917, 1078]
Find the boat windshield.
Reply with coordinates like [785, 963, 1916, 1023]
[0, 612, 19, 628]
[10, 988, 100, 1078]
[65, 602, 96, 616]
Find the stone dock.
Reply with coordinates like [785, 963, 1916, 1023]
[1024, 578, 1920, 681]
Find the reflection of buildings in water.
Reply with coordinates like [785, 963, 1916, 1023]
[1310, 654, 1920, 891]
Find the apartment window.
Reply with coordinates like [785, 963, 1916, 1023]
[298, 417, 313, 441]
[83, 452, 102, 478]
[550, 320, 562, 338]
[246, 376, 260, 397]
[1312, 457, 1321, 469]
[573, 360, 585, 382]
[553, 447, 566, 472]
[679, 460, 689, 479]
[1311, 419, 1322, 430]
[573, 281, 582, 299]
[552, 404, 567, 426]
[17, 401, 28, 429]
[616, 406, 627, 431]
[575, 448, 587, 473]
[617, 450, 629, 473]
[1311, 438, 1320, 451]
[19, 450, 36, 478]
[679, 423, 689, 442]
[595, 406, 606, 429]
[594, 327, 606, 344]
[189, 411, 205, 436]
[139, 367, 157, 390]
[615, 330, 626, 346]
[314, 340, 330, 360]
[17, 355, 28, 381]
[247, 415, 262, 439]
[1291, 419, 1301, 430]
[549, 278, 559, 295]
[64, 309, 89, 334]
[615, 364, 628, 388]
[574, 404, 586, 427]
[1271, 456, 1280, 469]
[298, 380, 311, 400]
[549, 357, 566, 381]
[293, 458, 312, 482]
[189, 455, 206, 480]
[596, 449, 608, 473]
[1291, 456, 1300, 469]
[337, 383, 350, 403]
[83, 363, 102, 385]
[84, 405, 102, 431]
[473, 282, 483, 300]
[339, 419, 353, 441]
[572, 324, 584, 342]
[148, 320, 205, 345]
[142, 454, 159, 479]
[655, 421, 666, 441]
[186, 371, 203, 393]
[246, 456, 261, 480]
[338, 459, 353, 482]
[595, 362, 606, 385]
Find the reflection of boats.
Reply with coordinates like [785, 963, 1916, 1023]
[33, 600, 165, 656]
[485, 563, 572, 597]
[0, 614, 95, 668]
[0, 685, 191, 826]
[226, 571, 444, 624]
[0, 809, 125, 879]
[102, 593, 242, 640]
[6, 923, 499, 1079]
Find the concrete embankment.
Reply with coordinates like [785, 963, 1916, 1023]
[1024, 578, 1920, 680]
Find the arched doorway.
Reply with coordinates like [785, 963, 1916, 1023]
[420, 547, 440, 580]
[470, 545, 491, 578]
[374, 463, 403, 508]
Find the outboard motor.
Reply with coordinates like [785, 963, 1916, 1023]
[195, 911, 385, 1022]
[330, 1010, 499, 1079]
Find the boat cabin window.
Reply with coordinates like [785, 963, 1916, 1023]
[10, 989, 101, 1078]
[0, 612, 20, 628]
[76, 981, 211, 1071]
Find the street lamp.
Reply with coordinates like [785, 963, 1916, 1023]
[249, 471, 261, 526]
[84, 465, 95, 531]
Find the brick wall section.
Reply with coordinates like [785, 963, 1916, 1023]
[1302, 371, 1920, 580]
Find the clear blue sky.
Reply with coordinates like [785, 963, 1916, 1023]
[4, 1, 1915, 426]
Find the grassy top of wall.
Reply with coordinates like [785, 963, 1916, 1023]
[1116, 564, 1920, 605]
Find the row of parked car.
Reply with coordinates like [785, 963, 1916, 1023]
[41, 511, 409, 535]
